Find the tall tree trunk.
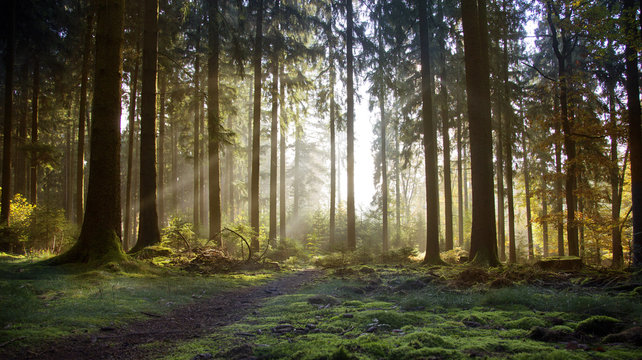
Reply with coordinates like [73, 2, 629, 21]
[208, 0, 222, 246]
[279, 69, 287, 241]
[52, 0, 126, 264]
[124, 54, 140, 251]
[131, 0, 161, 253]
[608, 80, 623, 268]
[542, 182, 549, 257]
[157, 74, 166, 226]
[395, 118, 401, 248]
[250, 0, 263, 251]
[193, 52, 201, 232]
[440, 62, 453, 252]
[226, 117, 234, 220]
[461, 0, 499, 266]
[1, 0, 15, 225]
[524, 128, 534, 260]
[30, 57, 40, 205]
[346, 0, 356, 251]
[269, 19, 279, 246]
[293, 121, 301, 216]
[495, 79, 506, 262]
[546, 1, 578, 257]
[171, 116, 178, 212]
[624, 0, 642, 267]
[554, 96, 564, 256]
[418, 0, 442, 264]
[378, 18, 389, 254]
[329, 56, 336, 248]
[247, 84, 253, 220]
[463, 140, 469, 212]
[15, 62, 28, 198]
[457, 114, 464, 248]
[76, 6, 94, 224]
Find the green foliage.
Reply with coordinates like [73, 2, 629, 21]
[575, 315, 621, 336]
[161, 215, 196, 251]
[0, 193, 75, 254]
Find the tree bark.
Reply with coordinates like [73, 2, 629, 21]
[524, 127, 534, 260]
[546, 1, 578, 257]
[157, 74, 166, 226]
[30, 57, 40, 205]
[624, 0, 642, 267]
[250, 0, 263, 251]
[418, 0, 442, 264]
[461, 0, 499, 266]
[193, 52, 201, 232]
[76, 6, 94, 224]
[124, 53, 140, 251]
[269, 9, 279, 246]
[208, 0, 222, 246]
[329, 55, 336, 248]
[131, 0, 161, 253]
[1, 0, 15, 225]
[279, 67, 287, 242]
[52, 0, 126, 264]
[457, 114, 464, 248]
[554, 95, 564, 256]
[14, 62, 28, 199]
[378, 16, 389, 254]
[542, 180, 549, 257]
[608, 80, 623, 268]
[440, 62, 453, 252]
[346, 0, 356, 251]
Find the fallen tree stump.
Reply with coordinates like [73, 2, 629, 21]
[535, 257, 583, 271]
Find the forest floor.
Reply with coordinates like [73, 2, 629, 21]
[1, 255, 642, 359]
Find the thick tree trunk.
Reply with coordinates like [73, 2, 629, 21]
[1, 0, 15, 225]
[250, 0, 263, 251]
[554, 106, 564, 256]
[131, 0, 161, 253]
[30, 57, 40, 205]
[279, 69, 287, 242]
[52, 0, 126, 264]
[624, 0, 642, 267]
[346, 0, 356, 251]
[124, 55, 139, 251]
[418, 0, 442, 264]
[76, 7, 94, 225]
[461, 0, 499, 266]
[208, 0, 222, 246]
[269, 38, 279, 246]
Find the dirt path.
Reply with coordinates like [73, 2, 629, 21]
[9, 269, 322, 360]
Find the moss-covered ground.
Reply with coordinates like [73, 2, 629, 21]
[0, 254, 279, 347]
[162, 265, 642, 360]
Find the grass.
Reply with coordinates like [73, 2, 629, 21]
[0, 255, 280, 347]
[161, 265, 642, 360]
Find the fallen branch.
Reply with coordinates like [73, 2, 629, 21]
[173, 230, 191, 252]
[0, 336, 26, 348]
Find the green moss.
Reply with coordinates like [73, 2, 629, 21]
[505, 316, 548, 330]
[401, 331, 455, 348]
[576, 315, 621, 336]
[512, 350, 585, 360]
[550, 325, 574, 334]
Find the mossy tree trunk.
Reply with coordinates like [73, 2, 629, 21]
[52, 0, 126, 264]
[269, 1, 279, 247]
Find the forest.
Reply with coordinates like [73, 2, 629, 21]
[1, 0, 642, 359]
